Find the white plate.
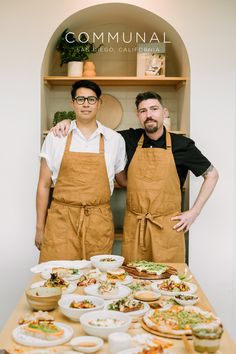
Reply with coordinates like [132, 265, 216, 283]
[24, 351, 55, 354]
[84, 284, 131, 300]
[117, 348, 173, 354]
[30, 281, 77, 295]
[100, 274, 133, 285]
[105, 300, 150, 317]
[151, 280, 197, 297]
[69, 335, 104, 353]
[30, 260, 91, 274]
[40, 269, 82, 281]
[12, 322, 73, 347]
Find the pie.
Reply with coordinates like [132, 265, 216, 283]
[143, 305, 221, 336]
[123, 261, 177, 280]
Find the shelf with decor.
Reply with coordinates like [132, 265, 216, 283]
[43, 76, 187, 89]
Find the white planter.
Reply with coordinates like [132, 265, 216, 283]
[67, 61, 83, 77]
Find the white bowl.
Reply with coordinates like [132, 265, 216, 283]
[174, 294, 199, 306]
[58, 294, 105, 321]
[69, 336, 104, 353]
[90, 255, 124, 272]
[80, 310, 131, 339]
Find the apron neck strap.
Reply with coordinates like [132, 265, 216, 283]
[99, 134, 105, 153]
[64, 131, 105, 153]
[166, 130, 172, 150]
[137, 129, 172, 150]
[137, 134, 144, 148]
[65, 131, 73, 152]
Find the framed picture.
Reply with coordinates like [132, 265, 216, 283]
[136, 43, 166, 77]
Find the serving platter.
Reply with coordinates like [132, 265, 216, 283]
[30, 281, 77, 295]
[41, 269, 82, 282]
[141, 320, 191, 340]
[151, 280, 197, 297]
[122, 263, 177, 280]
[30, 260, 91, 274]
[12, 322, 73, 347]
[84, 284, 131, 300]
[117, 347, 173, 354]
[142, 306, 220, 339]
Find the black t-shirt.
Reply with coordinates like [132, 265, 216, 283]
[118, 127, 211, 189]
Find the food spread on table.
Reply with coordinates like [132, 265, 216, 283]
[8, 257, 224, 353]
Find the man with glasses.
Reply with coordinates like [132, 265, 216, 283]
[52, 91, 218, 263]
[35, 79, 126, 262]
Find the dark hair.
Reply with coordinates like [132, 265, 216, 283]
[135, 91, 163, 109]
[71, 79, 102, 100]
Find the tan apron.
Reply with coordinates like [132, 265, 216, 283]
[40, 131, 114, 262]
[122, 131, 185, 263]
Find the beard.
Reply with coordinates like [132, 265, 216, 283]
[144, 119, 159, 133]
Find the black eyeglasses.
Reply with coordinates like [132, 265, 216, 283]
[73, 96, 98, 105]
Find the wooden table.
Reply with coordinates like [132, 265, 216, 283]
[0, 263, 235, 353]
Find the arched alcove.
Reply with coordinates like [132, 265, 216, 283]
[41, 2, 190, 258]
[41, 3, 190, 132]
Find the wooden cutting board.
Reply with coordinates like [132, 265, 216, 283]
[97, 93, 123, 129]
[122, 264, 178, 280]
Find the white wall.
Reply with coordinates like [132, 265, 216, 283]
[0, 0, 236, 342]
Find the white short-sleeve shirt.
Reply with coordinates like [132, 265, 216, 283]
[40, 120, 127, 194]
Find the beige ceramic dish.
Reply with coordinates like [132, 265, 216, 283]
[25, 286, 62, 311]
[134, 290, 161, 302]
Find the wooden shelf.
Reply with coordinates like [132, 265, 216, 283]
[44, 76, 187, 88]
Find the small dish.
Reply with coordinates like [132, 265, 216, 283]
[134, 290, 161, 302]
[69, 336, 104, 353]
[174, 294, 199, 306]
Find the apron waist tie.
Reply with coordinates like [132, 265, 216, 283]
[53, 199, 109, 259]
[132, 211, 163, 248]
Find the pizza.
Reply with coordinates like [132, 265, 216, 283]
[123, 260, 177, 280]
[143, 305, 221, 336]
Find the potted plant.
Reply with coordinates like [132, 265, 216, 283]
[53, 111, 76, 126]
[56, 29, 102, 77]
